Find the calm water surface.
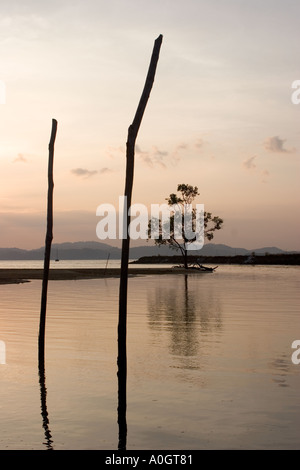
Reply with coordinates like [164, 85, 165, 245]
[0, 265, 299, 449]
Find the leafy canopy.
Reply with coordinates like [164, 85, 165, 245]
[147, 183, 223, 267]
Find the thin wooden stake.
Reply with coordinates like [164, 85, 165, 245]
[117, 34, 163, 450]
[38, 119, 57, 365]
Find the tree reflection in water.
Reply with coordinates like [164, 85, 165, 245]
[147, 274, 222, 368]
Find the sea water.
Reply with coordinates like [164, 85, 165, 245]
[0, 265, 299, 449]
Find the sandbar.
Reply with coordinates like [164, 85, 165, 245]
[0, 267, 195, 284]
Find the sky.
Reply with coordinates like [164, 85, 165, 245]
[0, 0, 299, 251]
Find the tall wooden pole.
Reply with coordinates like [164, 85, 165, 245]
[117, 35, 163, 450]
[38, 119, 58, 365]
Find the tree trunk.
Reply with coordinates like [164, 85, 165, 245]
[38, 119, 57, 365]
[117, 35, 163, 451]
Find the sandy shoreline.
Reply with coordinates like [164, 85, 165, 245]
[0, 267, 195, 284]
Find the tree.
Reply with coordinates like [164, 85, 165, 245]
[148, 183, 223, 269]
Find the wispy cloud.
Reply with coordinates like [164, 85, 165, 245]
[13, 153, 27, 163]
[195, 138, 204, 149]
[71, 167, 114, 178]
[135, 145, 152, 167]
[263, 136, 296, 154]
[152, 146, 168, 158]
[105, 146, 124, 160]
[261, 169, 270, 183]
[71, 168, 98, 178]
[99, 167, 113, 174]
[176, 143, 188, 151]
[170, 138, 206, 164]
[242, 155, 271, 183]
[136, 145, 167, 169]
[169, 143, 189, 165]
[106, 138, 207, 169]
[243, 155, 257, 170]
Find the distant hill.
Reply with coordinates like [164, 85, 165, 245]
[0, 241, 295, 260]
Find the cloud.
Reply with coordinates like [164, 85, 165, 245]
[152, 146, 168, 168]
[195, 139, 204, 149]
[135, 145, 152, 167]
[136, 145, 167, 169]
[243, 155, 257, 170]
[152, 146, 168, 158]
[263, 136, 296, 154]
[105, 146, 124, 160]
[13, 153, 27, 163]
[71, 168, 98, 178]
[169, 138, 206, 165]
[261, 169, 270, 183]
[99, 167, 113, 174]
[242, 156, 271, 183]
[169, 143, 189, 165]
[110, 138, 207, 169]
[177, 143, 188, 151]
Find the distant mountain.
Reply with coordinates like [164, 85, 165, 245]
[0, 241, 294, 260]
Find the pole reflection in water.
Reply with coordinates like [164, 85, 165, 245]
[117, 341, 127, 451]
[38, 354, 54, 450]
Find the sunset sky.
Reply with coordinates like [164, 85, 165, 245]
[0, 0, 299, 250]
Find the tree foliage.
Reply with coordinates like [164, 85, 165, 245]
[148, 184, 223, 268]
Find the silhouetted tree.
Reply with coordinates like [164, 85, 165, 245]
[148, 183, 223, 269]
